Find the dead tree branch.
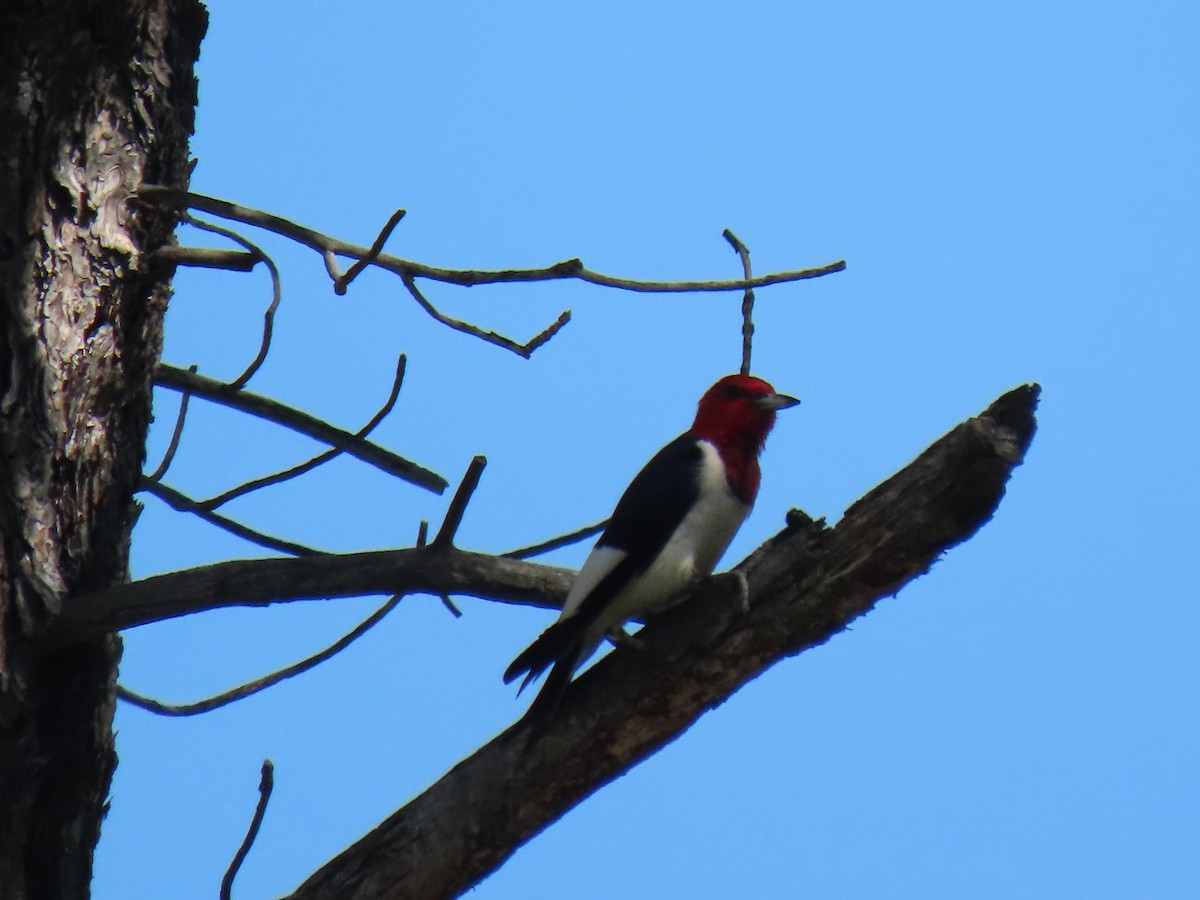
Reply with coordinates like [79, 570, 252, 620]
[56, 384, 1034, 663]
[501, 519, 609, 559]
[136, 189, 845, 360]
[221, 760, 274, 900]
[140, 480, 324, 557]
[180, 214, 281, 388]
[153, 364, 447, 494]
[202, 355, 408, 509]
[138, 187, 846, 292]
[722, 228, 755, 375]
[432, 456, 487, 548]
[273, 383, 1039, 900]
[52, 548, 571, 644]
[400, 273, 571, 359]
[152, 246, 260, 271]
[116, 592, 405, 717]
[333, 209, 406, 295]
[144, 364, 197, 484]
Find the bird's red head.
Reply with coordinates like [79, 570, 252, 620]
[689, 374, 799, 504]
[690, 374, 800, 455]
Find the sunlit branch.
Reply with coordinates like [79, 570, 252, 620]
[400, 273, 572, 359]
[141, 185, 845, 292]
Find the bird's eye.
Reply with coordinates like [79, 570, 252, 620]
[723, 384, 743, 400]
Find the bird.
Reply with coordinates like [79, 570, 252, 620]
[504, 373, 800, 722]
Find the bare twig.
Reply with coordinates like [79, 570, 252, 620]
[151, 246, 259, 271]
[141, 185, 845, 293]
[416, 520, 462, 618]
[181, 214, 281, 389]
[334, 208, 406, 295]
[430, 458, 488, 614]
[221, 760, 274, 900]
[116, 592, 405, 717]
[137, 187, 845, 358]
[502, 519, 609, 559]
[400, 274, 571, 359]
[722, 229, 755, 375]
[140, 479, 323, 557]
[432, 456, 487, 547]
[203, 355, 407, 509]
[321, 249, 343, 282]
[145, 364, 197, 483]
[154, 364, 447, 494]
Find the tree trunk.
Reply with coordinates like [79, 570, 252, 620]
[0, 2, 205, 896]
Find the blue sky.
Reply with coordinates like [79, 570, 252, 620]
[94, 2, 1197, 897]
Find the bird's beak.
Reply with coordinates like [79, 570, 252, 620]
[757, 392, 801, 411]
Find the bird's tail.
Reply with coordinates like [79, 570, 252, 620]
[522, 647, 582, 725]
[504, 616, 590, 721]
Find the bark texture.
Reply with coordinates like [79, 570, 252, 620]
[284, 384, 1039, 900]
[0, 2, 205, 896]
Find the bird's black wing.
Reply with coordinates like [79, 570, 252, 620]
[568, 433, 705, 624]
[503, 434, 706, 720]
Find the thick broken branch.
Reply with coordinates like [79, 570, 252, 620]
[278, 383, 1039, 900]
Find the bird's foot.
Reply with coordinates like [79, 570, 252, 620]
[605, 626, 648, 652]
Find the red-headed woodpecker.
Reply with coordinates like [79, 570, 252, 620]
[504, 374, 800, 720]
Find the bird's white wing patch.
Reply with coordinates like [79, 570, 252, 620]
[560, 545, 627, 620]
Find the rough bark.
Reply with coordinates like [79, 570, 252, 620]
[0, 2, 205, 896]
[283, 384, 1039, 900]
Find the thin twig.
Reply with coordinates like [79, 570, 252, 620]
[723, 229, 755, 375]
[401, 274, 571, 359]
[182, 214, 282, 389]
[430, 456, 484, 615]
[154, 363, 447, 494]
[137, 187, 844, 358]
[140, 479, 323, 557]
[145, 364, 197, 483]
[116, 592, 405, 717]
[140, 185, 845, 294]
[334, 208, 406, 295]
[433, 456, 487, 547]
[415, 520, 462, 618]
[203, 355, 408, 509]
[322, 249, 343, 282]
[220, 760, 274, 900]
[151, 246, 260, 271]
[502, 519, 609, 559]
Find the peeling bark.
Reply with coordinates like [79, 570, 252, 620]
[0, 2, 205, 895]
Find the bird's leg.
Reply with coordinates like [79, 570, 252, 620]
[605, 626, 648, 652]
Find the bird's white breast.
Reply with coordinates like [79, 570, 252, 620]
[566, 440, 749, 631]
